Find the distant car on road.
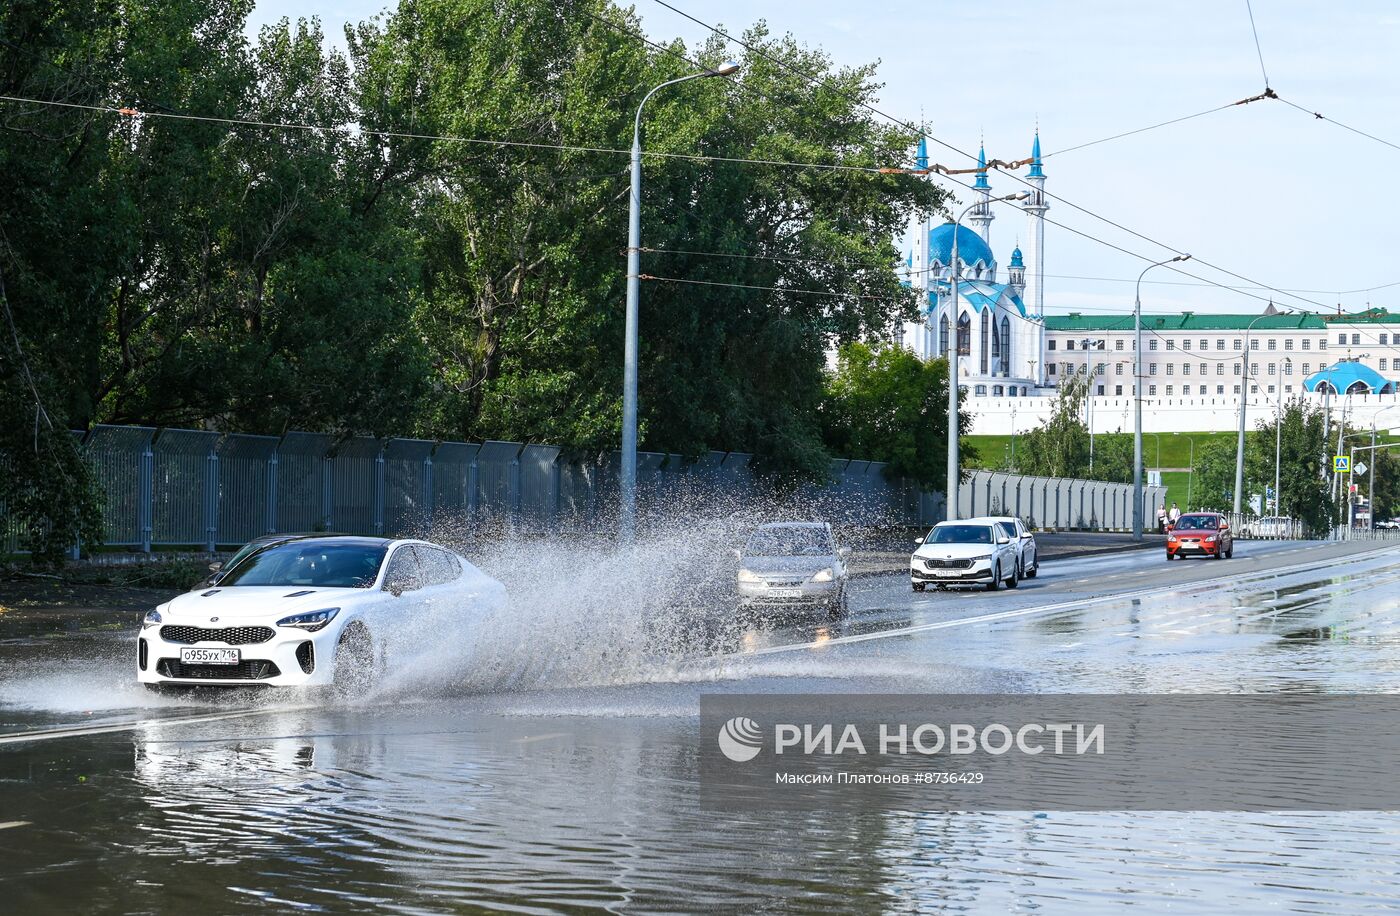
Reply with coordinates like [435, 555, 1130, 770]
[1166, 512, 1233, 560]
[736, 522, 850, 619]
[969, 515, 1039, 580]
[139, 534, 505, 692]
[1377, 518, 1400, 531]
[911, 520, 1020, 592]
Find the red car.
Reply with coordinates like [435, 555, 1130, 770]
[1166, 512, 1234, 560]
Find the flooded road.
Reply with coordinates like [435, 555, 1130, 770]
[4, 538, 1400, 912]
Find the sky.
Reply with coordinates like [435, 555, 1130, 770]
[247, 1, 1400, 318]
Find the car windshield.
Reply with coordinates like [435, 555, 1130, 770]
[1174, 515, 1218, 531]
[217, 541, 387, 587]
[745, 527, 832, 557]
[928, 525, 993, 544]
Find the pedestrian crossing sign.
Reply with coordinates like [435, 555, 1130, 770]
[1334, 455, 1350, 472]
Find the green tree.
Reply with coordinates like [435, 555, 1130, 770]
[1012, 372, 1091, 479]
[820, 342, 974, 488]
[1248, 398, 1335, 532]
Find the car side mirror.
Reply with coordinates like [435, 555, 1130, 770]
[998, 536, 1012, 545]
[914, 537, 924, 545]
[1021, 532, 1033, 539]
[208, 561, 222, 573]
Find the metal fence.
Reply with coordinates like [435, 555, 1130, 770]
[3, 425, 1167, 553]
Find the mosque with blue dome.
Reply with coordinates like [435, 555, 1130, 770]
[899, 132, 1050, 397]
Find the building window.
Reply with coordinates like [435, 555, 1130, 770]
[1048, 339, 1057, 351]
[1115, 362, 1124, 375]
[1339, 333, 1347, 344]
[1268, 362, 1276, 375]
[1217, 385, 1225, 394]
[1383, 358, 1390, 371]
[1150, 364, 1158, 376]
[1234, 363, 1242, 376]
[1353, 333, 1361, 345]
[1320, 339, 1327, 350]
[1216, 339, 1225, 350]
[1250, 339, 1259, 350]
[1167, 340, 1176, 350]
[1268, 339, 1277, 351]
[1251, 384, 1259, 393]
[1066, 339, 1076, 350]
[1233, 384, 1241, 394]
[1303, 339, 1311, 350]
[1216, 364, 1224, 375]
[1267, 384, 1275, 394]
[1183, 339, 1192, 350]
[1199, 363, 1207, 375]
[1233, 340, 1243, 351]
[1285, 339, 1294, 351]
[1383, 334, 1390, 345]
[975, 384, 987, 396]
[1166, 364, 1174, 375]
[981, 313, 990, 373]
[1200, 340, 1208, 351]
[1183, 363, 1191, 375]
[992, 385, 1004, 396]
[1096, 384, 1105, 395]
[1302, 363, 1310, 375]
[1048, 364, 1057, 375]
[957, 312, 971, 355]
[1115, 385, 1123, 395]
[1000, 317, 1011, 374]
[1115, 339, 1124, 351]
[1149, 385, 1157, 396]
[1285, 362, 1294, 375]
[1149, 340, 1159, 351]
[1251, 363, 1259, 376]
[1166, 385, 1174, 395]
[939, 315, 949, 354]
[1199, 385, 1207, 395]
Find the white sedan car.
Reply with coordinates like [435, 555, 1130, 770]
[137, 535, 504, 692]
[910, 521, 1021, 592]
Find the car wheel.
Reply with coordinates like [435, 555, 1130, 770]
[1006, 563, 1019, 589]
[1166, 551, 1174, 561]
[986, 563, 1002, 591]
[333, 623, 378, 697]
[828, 588, 850, 620]
[912, 582, 926, 592]
[1025, 559, 1038, 579]
[1226, 544, 1234, 558]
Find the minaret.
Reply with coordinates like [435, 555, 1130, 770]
[1022, 131, 1049, 385]
[968, 141, 994, 254]
[906, 135, 935, 356]
[1008, 245, 1025, 296]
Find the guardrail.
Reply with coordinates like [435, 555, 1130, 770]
[3, 425, 1166, 553]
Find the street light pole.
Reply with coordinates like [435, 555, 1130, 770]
[1273, 358, 1291, 517]
[946, 192, 1028, 522]
[1134, 254, 1191, 540]
[620, 62, 739, 540]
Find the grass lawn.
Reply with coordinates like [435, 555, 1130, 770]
[966, 431, 1238, 472]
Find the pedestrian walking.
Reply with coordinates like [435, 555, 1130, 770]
[1168, 502, 1181, 528]
[1157, 503, 1168, 534]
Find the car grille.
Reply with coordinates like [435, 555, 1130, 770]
[156, 659, 281, 680]
[925, 558, 973, 570]
[159, 625, 274, 645]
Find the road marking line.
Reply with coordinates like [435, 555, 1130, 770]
[0, 704, 322, 747]
[0, 821, 30, 830]
[723, 543, 1400, 662]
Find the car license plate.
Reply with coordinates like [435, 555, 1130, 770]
[769, 588, 802, 599]
[179, 647, 240, 665]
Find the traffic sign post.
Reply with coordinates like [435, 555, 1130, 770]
[1334, 455, 1350, 473]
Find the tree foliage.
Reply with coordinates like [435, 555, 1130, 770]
[0, 0, 948, 558]
[820, 342, 975, 488]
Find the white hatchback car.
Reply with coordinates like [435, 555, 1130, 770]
[137, 535, 504, 692]
[910, 520, 1021, 592]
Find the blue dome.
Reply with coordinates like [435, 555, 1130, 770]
[928, 223, 994, 269]
[1304, 361, 1395, 395]
[1009, 246, 1024, 268]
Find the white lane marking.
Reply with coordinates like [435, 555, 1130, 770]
[511, 732, 569, 745]
[728, 543, 1400, 662]
[0, 821, 30, 830]
[0, 704, 322, 747]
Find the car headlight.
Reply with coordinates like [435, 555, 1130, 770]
[970, 554, 992, 562]
[276, 608, 340, 632]
[142, 608, 162, 629]
[737, 569, 761, 583]
[812, 567, 834, 583]
[1204, 535, 1216, 543]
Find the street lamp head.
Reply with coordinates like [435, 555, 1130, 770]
[1172, 253, 1192, 262]
[706, 61, 742, 76]
[1002, 191, 1031, 201]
